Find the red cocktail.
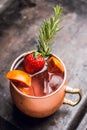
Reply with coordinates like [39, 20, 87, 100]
[12, 55, 64, 97]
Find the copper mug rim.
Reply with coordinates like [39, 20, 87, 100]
[10, 51, 67, 99]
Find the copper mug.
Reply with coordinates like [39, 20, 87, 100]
[9, 51, 82, 118]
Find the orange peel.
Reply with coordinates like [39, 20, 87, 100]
[6, 70, 31, 87]
[47, 56, 64, 73]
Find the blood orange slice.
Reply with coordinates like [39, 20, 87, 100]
[47, 56, 64, 73]
[6, 70, 31, 87]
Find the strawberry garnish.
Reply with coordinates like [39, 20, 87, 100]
[24, 52, 45, 74]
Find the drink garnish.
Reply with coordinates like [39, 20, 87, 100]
[6, 70, 31, 87]
[24, 5, 63, 74]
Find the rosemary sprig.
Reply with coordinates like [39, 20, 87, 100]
[37, 5, 63, 57]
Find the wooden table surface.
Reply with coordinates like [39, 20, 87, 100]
[0, 0, 87, 130]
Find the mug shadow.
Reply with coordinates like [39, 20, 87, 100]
[11, 104, 69, 129]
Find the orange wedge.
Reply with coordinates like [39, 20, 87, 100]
[47, 56, 64, 73]
[18, 85, 34, 96]
[6, 70, 31, 87]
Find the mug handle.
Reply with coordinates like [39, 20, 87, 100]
[63, 86, 82, 106]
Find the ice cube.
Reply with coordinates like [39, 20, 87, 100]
[49, 74, 63, 90]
